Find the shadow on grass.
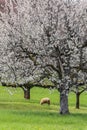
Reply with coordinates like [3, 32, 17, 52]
[11, 108, 87, 118]
[0, 102, 87, 120]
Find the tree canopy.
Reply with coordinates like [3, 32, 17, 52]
[0, 0, 87, 114]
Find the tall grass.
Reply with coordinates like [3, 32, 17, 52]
[0, 86, 87, 130]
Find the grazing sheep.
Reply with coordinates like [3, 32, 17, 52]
[40, 97, 50, 105]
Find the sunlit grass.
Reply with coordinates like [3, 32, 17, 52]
[0, 86, 87, 130]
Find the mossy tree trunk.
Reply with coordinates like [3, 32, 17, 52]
[60, 92, 69, 114]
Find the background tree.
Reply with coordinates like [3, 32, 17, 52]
[69, 0, 87, 109]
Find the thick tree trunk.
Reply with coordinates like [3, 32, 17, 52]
[24, 88, 30, 99]
[60, 92, 69, 114]
[76, 93, 80, 109]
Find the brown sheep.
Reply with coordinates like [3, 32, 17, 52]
[40, 97, 50, 105]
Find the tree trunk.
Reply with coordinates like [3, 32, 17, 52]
[60, 92, 69, 114]
[24, 88, 30, 99]
[76, 93, 80, 109]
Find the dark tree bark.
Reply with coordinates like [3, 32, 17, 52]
[76, 92, 80, 109]
[60, 92, 69, 114]
[24, 87, 30, 99]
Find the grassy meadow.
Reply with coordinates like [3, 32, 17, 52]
[0, 86, 87, 130]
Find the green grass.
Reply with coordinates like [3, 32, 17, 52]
[0, 86, 87, 130]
